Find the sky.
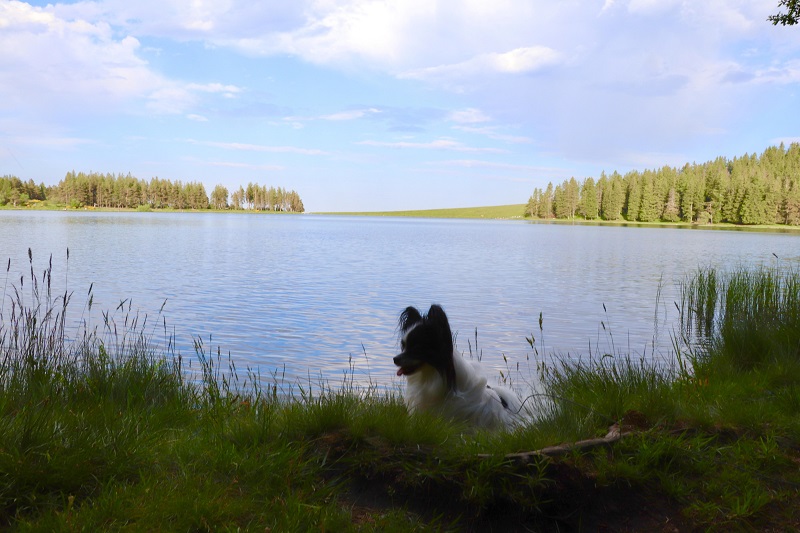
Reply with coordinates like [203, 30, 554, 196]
[1, 1, 799, 212]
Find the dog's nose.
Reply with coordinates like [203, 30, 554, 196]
[392, 354, 402, 366]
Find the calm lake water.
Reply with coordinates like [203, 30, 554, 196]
[2, 211, 800, 391]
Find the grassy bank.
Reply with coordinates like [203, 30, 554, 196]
[315, 204, 526, 219]
[315, 205, 800, 232]
[2, 259, 800, 530]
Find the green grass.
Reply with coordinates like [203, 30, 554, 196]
[316, 204, 527, 219]
[2, 255, 800, 530]
[318, 205, 800, 233]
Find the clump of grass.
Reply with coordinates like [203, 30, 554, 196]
[677, 266, 718, 341]
[537, 352, 676, 439]
[528, 265, 800, 530]
[704, 267, 800, 370]
[674, 266, 800, 435]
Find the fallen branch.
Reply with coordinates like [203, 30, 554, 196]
[479, 423, 630, 463]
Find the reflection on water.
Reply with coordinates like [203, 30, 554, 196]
[2, 210, 799, 390]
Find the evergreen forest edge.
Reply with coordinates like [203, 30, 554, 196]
[0, 172, 305, 213]
[4, 142, 800, 227]
[525, 142, 800, 226]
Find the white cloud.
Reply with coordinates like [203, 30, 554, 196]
[428, 159, 561, 173]
[493, 47, 561, 73]
[321, 108, 381, 121]
[600, 0, 616, 14]
[146, 87, 195, 114]
[752, 62, 800, 85]
[0, 2, 156, 109]
[153, 0, 560, 78]
[400, 46, 561, 83]
[358, 139, 507, 153]
[0, 2, 244, 119]
[3, 135, 94, 149]
[626, 0, 682, 14]
[448, 108, 490, 124]
[186, 139, 329, 156]
[771, 137, 800, 147]
[205, 161, 285, 171]
[186, 83, 243, 97]
[80, 0, 308, 40]
[283, 108, 381, 123]
[453, 125, 533, 145]
[618, 150, 691, 170]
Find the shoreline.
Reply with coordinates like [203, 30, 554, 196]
[5, 202, 800, 233]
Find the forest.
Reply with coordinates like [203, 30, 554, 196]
[526, 143, 800, 226]
[0, 171, 305, 213]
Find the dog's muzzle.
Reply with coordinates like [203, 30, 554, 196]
[393, 353, 421, 376]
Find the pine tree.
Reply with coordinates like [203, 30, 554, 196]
[637, 170, 662, 222]
[525, 188, 542, 217]
[211, 185, 229, 209]
[601, 171, 624, 220]
[566, 177, 580, 219]
[539, 182, 554, 218]
[579, 177, 598, 219]
[624, 171, 641, 221]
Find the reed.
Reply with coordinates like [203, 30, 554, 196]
[2, 255, 800, 530]
[674, 265, 800, 378]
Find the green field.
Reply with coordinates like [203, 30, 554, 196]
[316, 203, 527, 219]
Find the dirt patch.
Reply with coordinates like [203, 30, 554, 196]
[316, 429, 692, 531]
[542, 462, 688, 532]
[335, 456, 691, 532]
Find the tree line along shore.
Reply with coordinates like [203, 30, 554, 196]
[0, 171, 304, 212]
[4, 143, 800, 224]
[526, 143, 800, 226]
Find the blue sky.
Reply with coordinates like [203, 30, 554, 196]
[1, 0, 799, 212]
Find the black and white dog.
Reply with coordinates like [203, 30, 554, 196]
[393, 304, 528, 430]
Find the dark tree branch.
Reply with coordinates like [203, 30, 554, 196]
[769, 0, 799, 25]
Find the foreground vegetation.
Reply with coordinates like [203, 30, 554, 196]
[2, 257, 800, 530]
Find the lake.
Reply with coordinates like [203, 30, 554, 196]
[2, 210, 800, 392]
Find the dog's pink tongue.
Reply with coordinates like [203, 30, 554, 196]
[396, 368, 404, 376]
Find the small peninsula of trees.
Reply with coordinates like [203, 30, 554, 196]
[0, 171, 304, 213]
[0, 175, 47, 206]
[525, 143, 800, 226]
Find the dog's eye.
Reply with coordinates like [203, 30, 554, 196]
[401, 340, 406, 350]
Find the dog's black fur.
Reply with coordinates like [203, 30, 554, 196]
[394, 304, 456, 389]
[392, 304, 529, 430]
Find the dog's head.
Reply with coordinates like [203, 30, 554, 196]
[393, 304, 456, 390]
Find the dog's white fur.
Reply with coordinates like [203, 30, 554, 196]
[394, 306, 529, 431]
[402, 344, 527, 430]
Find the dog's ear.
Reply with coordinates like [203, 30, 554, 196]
[426, 304, 456, 390]
[399, 306, 423, 333]
[426, 304, 449, 327]
[426, 304, 453, 349]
